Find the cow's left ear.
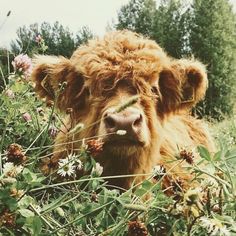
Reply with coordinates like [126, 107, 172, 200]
[157, 59, 208, 114]
[173, 59, 208, 111]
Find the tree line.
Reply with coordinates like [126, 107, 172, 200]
[0, 0, 235, 120]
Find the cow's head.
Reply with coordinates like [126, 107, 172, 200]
[31, 31, 208, 158]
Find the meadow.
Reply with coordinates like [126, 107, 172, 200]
[0, 54, 235, 236]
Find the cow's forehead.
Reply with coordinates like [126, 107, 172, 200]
[71, 31, 169, 84]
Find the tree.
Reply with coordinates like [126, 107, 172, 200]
[189, 0, 236, 119]
[152, 0, 188, 58]
[116, 0, 156, 36]
[75, 26, 94, 47]
[10, 22, 94, 58]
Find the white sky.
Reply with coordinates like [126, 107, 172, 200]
[0, 0, 236, 49]
[0, 0, 130, 48]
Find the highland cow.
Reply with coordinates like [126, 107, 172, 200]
[31, 30, 215, 190]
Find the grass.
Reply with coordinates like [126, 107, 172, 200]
[0, 58, 236, 236]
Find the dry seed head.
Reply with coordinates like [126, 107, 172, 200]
[115, 95, 140, 113]
[7, 143, 26, 164]
[128, 220, 148, 236]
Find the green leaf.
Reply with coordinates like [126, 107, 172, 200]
[18, 209, 35, 217]
[18, 195, 35, 209]
[24, 216, 42, 236]
[197, 146, 211, 161]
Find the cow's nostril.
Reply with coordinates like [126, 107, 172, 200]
[104, 116, 116, 129]
[133, 114, 143, 127]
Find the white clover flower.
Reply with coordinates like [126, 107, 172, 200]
[92, 163, 103, 176]
[3, 162, 23, 177]
[57, 158, 75, 177]
[116, 130, 127, 136]
[152, 165, 165, 176]
[76, 159, 83, 170]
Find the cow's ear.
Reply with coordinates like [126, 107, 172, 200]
[31, 55, 85, 111]
[174, 59, 208, 110]
[157, 68, 182, 114]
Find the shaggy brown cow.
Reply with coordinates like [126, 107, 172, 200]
[31, 30, 215, 190]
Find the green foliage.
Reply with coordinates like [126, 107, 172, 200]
[189, 0, 236, 119]
[10, 22, 94, 57]
[152, 0, 189, 58]
[0, 53, 236, 235]
[116, 0, 156, 36]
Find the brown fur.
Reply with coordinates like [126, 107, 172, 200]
[31, 30, 215, 190]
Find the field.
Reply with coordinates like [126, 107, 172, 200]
[0, 59, 235, 236]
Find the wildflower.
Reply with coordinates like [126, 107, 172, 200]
[86, 139, 104, 157]
[116, 130, 127, 136]
[0, 209, 16, 227]
[153, 165, 165, 177]
[4, 89, 15, 98]
[3, 162, 23, 177]
[12, 54, 33, 79]
[10, 188, 24, 198]
[7, 143, 26, 164]
[36, 107, 44, 115]
[48, 125, 58, 138]
[35, 34, 42, 44]
[22, 112, 32, 122]
[128, 220, 148, 236]
[57, 158, 75, 177]
[76, 159, 83, 170]
[200, 217, 230, 236]
[92, 163, 103, 176]
[179, 148, 195, 165]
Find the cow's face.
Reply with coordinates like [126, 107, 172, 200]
[92, 78, 161, 156]
[31, 31, 208, 157]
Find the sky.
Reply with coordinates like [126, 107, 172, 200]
[0, 0, 236, 49]
[0, 0, 130, 48]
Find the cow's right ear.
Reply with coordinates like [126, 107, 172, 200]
[31, 55, 85, 111]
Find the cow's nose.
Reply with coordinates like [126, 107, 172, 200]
[103, 110, 143, 135]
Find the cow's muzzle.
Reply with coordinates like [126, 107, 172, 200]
[102, 107, 145, 145]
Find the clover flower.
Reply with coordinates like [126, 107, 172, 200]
[0, 209, 16, 227]
[92, 163, 103, 176]
[153, 165, 165, 176]
[7, 143, 26, 164]
[179, 148, 195, 165]
[48, 125, 58, 138]
[128, 220, 148, 236]
[12, 54, 33, 79]
[22, 112, 32, 122]
[76, 159, 83, 170]
[3, 162, 23, 177]
[200, 217, 230, 236]
[86, 139, 104, 157]
[35, 34, 42, 44]
[4, 89, 15, 98]
[57, 158, 75, 177]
